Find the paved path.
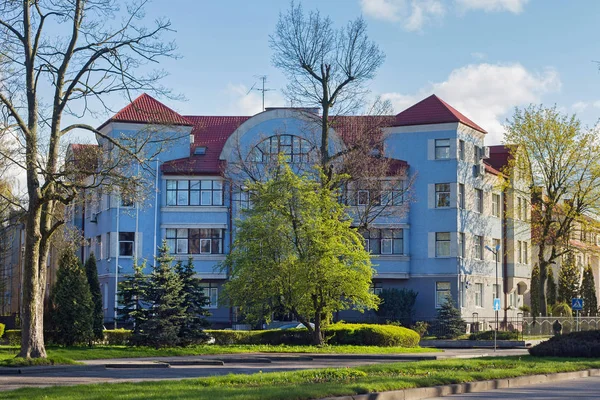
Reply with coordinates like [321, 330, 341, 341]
[424, 376, 600, 399]
[0, 348, 529, 392]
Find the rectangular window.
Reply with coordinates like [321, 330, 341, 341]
[474, 283, 483, 307]
[357, 190, 369, 206]
[362, 229, 403, 255]
[458, 184, 465, 209]
[473, 144, 479, 163]
[370, 283, 383, 296]
[435, 183, 451, 208]
[492, 193, 500, 217]
[517, 197, 522, 220]
[459, 140, 465, 161]
[475, 189, 483, 213]
[166, 228, 224, 255]
[166, 179, 224, 206]
[474, 235, 483, 260]
[436, 281, 451, 308]
[120, 192, 134, 207]
[523, 241, 528, 264]
[200, 283, 219, 308]
[435, 232, 451, 257]
[435, 139, 450, 159]
[517, 241, 522, 263]
[107, 232, 111, 258]
[521, 197, 527, 220]
[119, 232, 135, 257]
[458, 232, 465, 258]
[493, 238, 501, 262]
[96, 235, 102, 260]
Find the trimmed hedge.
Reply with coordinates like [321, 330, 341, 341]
[206, 324, 420, 347]
[529, 330, 600, 357]
[5, 329, 20, 346]
[0, 323, 4, 339]
[469, 330, 519, 341]
[104, 329, 132, 345]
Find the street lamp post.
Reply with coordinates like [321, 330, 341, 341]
[485, 244, 501, 352]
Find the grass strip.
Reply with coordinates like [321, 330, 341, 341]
[0, 344, 438, 363]
[3, 356, 600, 399]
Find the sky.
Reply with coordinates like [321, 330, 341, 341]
[78, 0, 600, 145]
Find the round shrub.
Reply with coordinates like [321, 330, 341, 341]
[325, 324, 420, 347]
[5, 329, 20, 346]
[104, 329, 132, 345]
[529, 330, 600, 357]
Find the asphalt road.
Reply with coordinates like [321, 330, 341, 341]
[424, 376, 600, 399]
[0, 348, 529, 393]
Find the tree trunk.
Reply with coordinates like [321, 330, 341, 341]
[538, 257, 549, 316]
[18, 208, 47, 358]
[312, 311, 323, 345]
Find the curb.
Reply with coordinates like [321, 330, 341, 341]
[319, 368, 600, 400]
[167, 360, 225, 366]
[0, 364, 106, 375]
[104, 362, 170, 369]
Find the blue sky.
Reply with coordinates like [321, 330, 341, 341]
[90, 0, 600, 145]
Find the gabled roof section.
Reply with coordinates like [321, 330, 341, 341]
[98, 93, 192, 130]
[487, 145, 514, 172]
[392, 94, 487, 134]
[161, 116, 250, 175]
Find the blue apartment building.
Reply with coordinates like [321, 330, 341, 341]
[68, 93, 531, 329]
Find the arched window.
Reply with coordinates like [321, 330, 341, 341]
[249, 135, 314, 163]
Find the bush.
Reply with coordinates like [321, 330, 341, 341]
[375, 288, 417, 325]
[0, 323, 5, 338]
[411, 321, 429, 338]
[529, 330, 600, 357]
[5, 329, 20, 346]
[431, 298, 466, 339]
[104, 329, 132, 345]
[469, 330, 519, 341]
[206, 324, 420, 347]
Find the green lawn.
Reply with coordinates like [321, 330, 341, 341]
[3, 356, 600, 399]
[0, 344, 438, 365]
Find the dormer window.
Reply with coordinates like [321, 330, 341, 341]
[194, 146, 207, 155]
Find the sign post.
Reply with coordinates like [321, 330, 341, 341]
[572, 298, 583, 332]
[493, 298, 501, 352]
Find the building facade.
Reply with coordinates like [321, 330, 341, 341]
[67, 93, 532, 328]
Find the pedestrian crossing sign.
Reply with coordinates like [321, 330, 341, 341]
[493, 298, 501, 311]
[572, 298, 583, 311]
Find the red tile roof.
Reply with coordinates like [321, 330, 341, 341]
[392, 94, 486, 134]
[486, 145, 514, 173]
[161, 116, 250, 175]
[98, 93, 192, 130]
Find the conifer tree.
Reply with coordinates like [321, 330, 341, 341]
[118, 260, 148, 336]
[581, 264, 598, 316]
[546, 266, 557, 307]
[85, 254, 104, 342]
[530, 264, 541, 317]
[432, 298, 466, 339]
[137, 241, 185, 348]
[558, 255, 580, 303]
[175, 258, 210, 344]
[51, 249, 94, 346]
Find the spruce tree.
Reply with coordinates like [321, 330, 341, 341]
[118, 260, 148, 336]
[581, 265, 598, 316]
[546, 266, 557, 307]
[530, 264, 540, 317]
[558, 255, 580, 303]
[85, 254, 104, 342]
[175, 258, 210, 345]
[137, 241, 186, 348]
[432, 298, 466, 339]
[51, 249, 94, 346]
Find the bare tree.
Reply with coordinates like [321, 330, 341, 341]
[270, 1, 386, 176]
[0, 0, 178, 358]
[504, 105, 600, 316]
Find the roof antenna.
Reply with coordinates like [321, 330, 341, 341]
[246, 75, 275, 111]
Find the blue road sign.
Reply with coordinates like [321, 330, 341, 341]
[572, 298, 583, 311]
[493, 298, 501, 311]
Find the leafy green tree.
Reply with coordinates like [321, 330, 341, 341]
[118, 260, 148, 336]
[136, 241, 185, 348]
[375, 288, 417, 326]
[547, 266, 557, 307]
[558, 255, 580, 304]
[432, 298, 466, 339]
[530, 264, 540, 317]
[223, 162, 379, 345]
[85, 254, 104, 342]
[51, 249, 93, 346]
[175, 258, 210, 345]
[581, 265, 597, 316]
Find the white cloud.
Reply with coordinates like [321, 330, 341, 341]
[361, 0, 528, 30]
[224, 83, 285, 115]
[471, 52, 487, 60]
[360, 0, 445, 31]
[381, 63, 561, 144]
[572, 101, 589, 113]
[456, 0, 529, 13]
